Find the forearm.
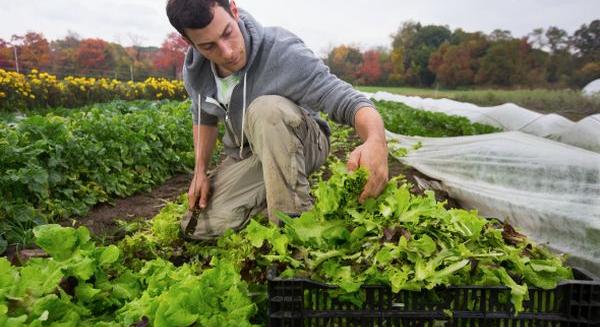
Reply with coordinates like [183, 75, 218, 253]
[348, 106, 389, 201]
[354, 107, 387, 145]
[192, 124, 218, 173]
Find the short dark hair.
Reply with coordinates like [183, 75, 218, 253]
[166, 0, 232, 39]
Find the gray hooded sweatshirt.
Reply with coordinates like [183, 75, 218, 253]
[183, 9, 375, 160]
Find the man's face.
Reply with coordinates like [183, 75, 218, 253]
[184, 2, 246, 77]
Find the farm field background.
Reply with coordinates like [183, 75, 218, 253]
[3, 67, 596, 121]
[358, 86, 600, 121]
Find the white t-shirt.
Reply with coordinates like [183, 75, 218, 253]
[211, 62, 241, 109]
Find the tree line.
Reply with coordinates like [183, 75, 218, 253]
[1, 19, 598, 89]
[0, 32, 187, 80]
[326, 20, 599, 89]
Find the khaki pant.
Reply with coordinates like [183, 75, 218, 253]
[181, 95, 330, 240]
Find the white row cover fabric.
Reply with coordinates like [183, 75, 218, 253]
[560, 114, 600, 153]
[387, 130, 600, 275]
[583, 79, 600, 96]
[367, 91, 600, 153]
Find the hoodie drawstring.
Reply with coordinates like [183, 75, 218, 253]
[195, 93, 202, 175]
[239, 73, 248, 159]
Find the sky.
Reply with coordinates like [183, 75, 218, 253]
[1, 0, 599, 55]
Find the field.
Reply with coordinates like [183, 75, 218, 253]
[0, 98, 584, 325]
[3, 6, 598, 321]
[358, 86, 600, 121]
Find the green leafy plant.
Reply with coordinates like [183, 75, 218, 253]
[118, 162, 573, 316]
[0, 100, 196, 248]
[246, 163, 572, 313]
[0, 224, 258, 326]
[375, 100, 501, 136]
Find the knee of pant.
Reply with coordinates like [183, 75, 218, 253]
[181, 208, 250, 240]
[246, 95, 299, 127]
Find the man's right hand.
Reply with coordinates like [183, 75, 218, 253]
[188, 172, 210, 210]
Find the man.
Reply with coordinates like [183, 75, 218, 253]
[166, 0, 388, 240]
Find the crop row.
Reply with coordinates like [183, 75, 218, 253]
[0, 100, 194, 249]
[0, 98, 500, 251]
[0, 165, 574, 326]
[375, 99, 501, 136]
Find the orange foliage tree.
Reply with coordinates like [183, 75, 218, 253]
[357, 50, 383, 85]
[326, 45, 363, 84]
[8, 33, 52, 71]
[76, 38, 112, 74]
[153, 33, 188, 79]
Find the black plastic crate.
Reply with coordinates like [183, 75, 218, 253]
[268, 268, 600, 327]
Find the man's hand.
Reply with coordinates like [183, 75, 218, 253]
[350, 106, 389, 203]
[347, 139, 388, 203]
[188, 124, 218, 210]
[188, 171, 211, 210]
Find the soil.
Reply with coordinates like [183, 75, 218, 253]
[67, 173, 192, 239]
[6, 174, 195, 263]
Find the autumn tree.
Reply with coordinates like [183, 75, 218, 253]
[429, 43, 474, 88]
[376, 47, 393, 86]
[391, 21, 421, 51]
[50, 32, 80, 76]
[134, 46, 161, 80]
[108, 43, 136, 80]
[76, 38, 114, 75]
[355, 50, 381, 85]
[125, 34, 145, 63]
[525, 46, 549, 86]
[428, 31, 489, 88]
[450, 28, 472, 45]
[121, 34, 161, 81]
[390, 22, 451, 86]
[0, 39, 11, 70]
[475, 38, 547, 87]
[573, 19, 600, 62]
[545, 27, 569, 53]
[542, 27, 572, 84]
[388, 22, 419, 85]
[326, 44, 363, 84]
[475, 41, 515, 86]
[388, 48, 404, 84]
[14, 32, 51, 70]
[572, 62, 600, 87]
[570, 20, 600, 87]
[153, 33, 188, 79]
[489, 29, 513, 42]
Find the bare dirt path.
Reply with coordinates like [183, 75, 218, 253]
[70, 173, 191, 239]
